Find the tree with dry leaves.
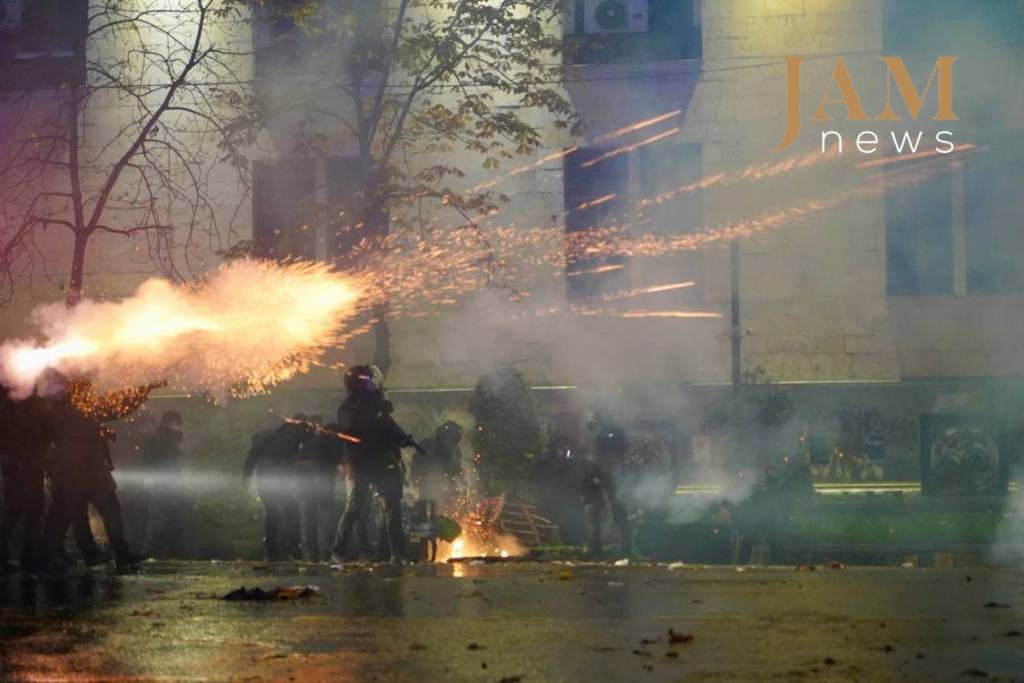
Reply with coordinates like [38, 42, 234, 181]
[0, 0, 256, 307]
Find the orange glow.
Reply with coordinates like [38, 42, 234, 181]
[594, 110, 684, 143]
[581, 127, 682, 168]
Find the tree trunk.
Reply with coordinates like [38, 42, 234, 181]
[65, 232, 88, 308]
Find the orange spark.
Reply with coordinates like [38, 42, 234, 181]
[620, 310, 723, 319]
[581, 127, 682, 168]
[855, 143, 980, 169]
[576, 193, 617, 211]
[594, 110, 684, 143]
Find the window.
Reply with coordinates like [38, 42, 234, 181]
[564, 0, 701, 65]
[885, 148, 1024, 296]
[253, 156, 382, 264]
[564, 147, 630, 302]
[253, 159, 317, 261]
[0, 0, 86, 88]
[253, 0, 387, 78]
[965, 152, 1024, 294]
[885, 163, 954, 296]
[564, 142, 703, 307]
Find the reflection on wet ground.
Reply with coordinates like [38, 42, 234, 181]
[2, 562, 1023, 682]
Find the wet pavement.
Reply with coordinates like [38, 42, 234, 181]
[1, 562, 1023, 682]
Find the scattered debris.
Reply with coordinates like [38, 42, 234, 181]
[667, 562, 689, 570]
[556, 571, 574, 581]
[665, 652, 679, 659]
[900, 562, 915, 568]
[983, 602, 1011, 609]
[959, 668, 989, 677]
[632, 650, 652, 657]
[668, 629, 694, 644]
[614, 558, 631, 567]
[221, 586, 319, 601]
[736, 567, 747, 572]
[639, 638, 658, 645]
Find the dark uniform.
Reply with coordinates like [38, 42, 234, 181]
[581, 404, 632, 558]
[331, 366, 408, 564]
[243, 419, 310, 561]
[140, 412, 185, 558]
[42, 380, 152, 570]
[0, 393, 51, 572]
[410, 421, 464, 509]
[293, 419, 340, 562]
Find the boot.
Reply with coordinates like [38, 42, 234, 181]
[112, 541, 146, 570]
[83, 549, 113, 568]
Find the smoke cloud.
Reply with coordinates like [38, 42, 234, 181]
[0, 259, 362, 399]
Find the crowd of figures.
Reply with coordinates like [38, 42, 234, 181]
[0, 378, 170, 574]
[240, 365, 461, 566]
[1, 363, 644, 572]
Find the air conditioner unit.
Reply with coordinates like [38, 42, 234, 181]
[583, 0, 648, 34]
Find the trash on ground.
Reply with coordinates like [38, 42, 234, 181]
[221, 585, 320, 601]
[668, 629, 694, 644]
[556, 571, 574, 581]
[614, 558, 630, 567]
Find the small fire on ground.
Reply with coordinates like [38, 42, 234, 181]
[436, 530, 525, 563]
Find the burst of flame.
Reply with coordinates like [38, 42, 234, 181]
[0, 259, 363, 398]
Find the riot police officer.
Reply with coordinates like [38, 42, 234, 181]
[581, 398, 632, 560]
[330, 365, 409, 565]
[243, 415, 311, 561]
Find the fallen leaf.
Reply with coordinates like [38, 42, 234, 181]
[668, 629, 694, 644]
[557, 571, 574, 581]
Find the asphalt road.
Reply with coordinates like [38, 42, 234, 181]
[1, 562, 1023, 682]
